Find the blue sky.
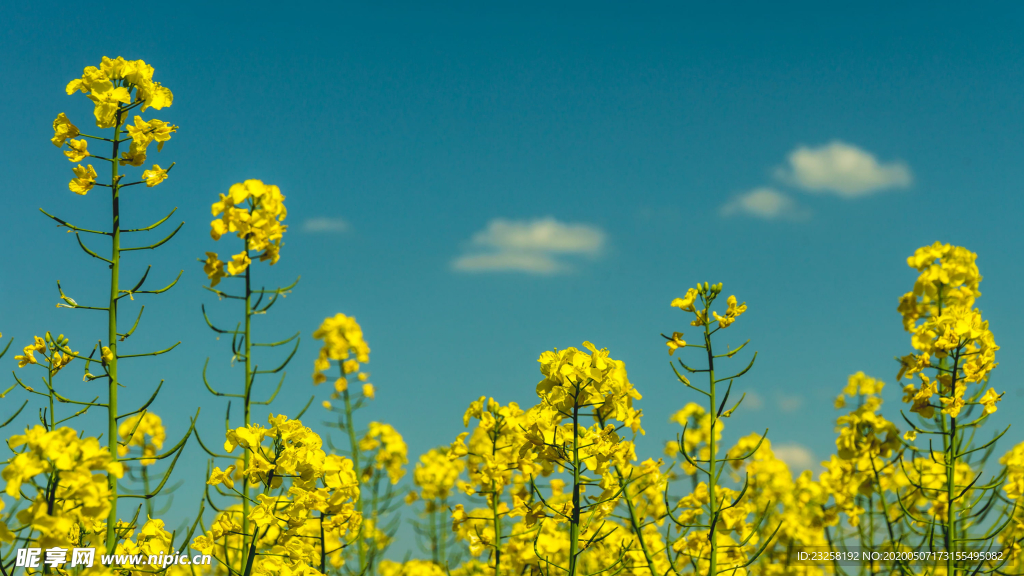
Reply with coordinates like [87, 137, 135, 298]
[3, 0, 1024, 541]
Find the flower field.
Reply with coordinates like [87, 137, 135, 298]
[3, 55, 1023, 576]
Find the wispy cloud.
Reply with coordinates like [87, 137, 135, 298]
[776, 393, 804, 413]
[776, 141, 913, 197]
[302, 217, 350, 233]
[452, 252, 563, 274]
[772, 443, 819, 473]
[720, 187, 811, 221]
[452, 217, 606, 274]
[741, 391, 764, 411]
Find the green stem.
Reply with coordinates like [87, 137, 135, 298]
[439, 498, 448, 567]
[619, 462, 662, 574]
[867, 493, 876, 575]
[597, 411, 665, 576]
[342, 380, 366, 575]
[369, 472, 383, 575]
[945, 351, 961, 576]
[568, 389, 581, 576]
[868, 456, 911, 576]
[703, 314, 718, 576]
[932, 287, 959, 576]
[48, 366, 55, 431]
[105, 106, 123, 552]
[143, 466, 152, 520]
[430, 504, 439, 564]
[490, 416, 503, 576]
[242, 236, 253, 566]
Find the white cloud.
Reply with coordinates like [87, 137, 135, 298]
[776, 393, 804, 413]
[776, 141, 913, 197]
[469, 218, 604, 254]
[741, 391, 764, 411]
[302, 217, 350, 233]
[452, 217, 606, 274]
[772, 443, 818, 473]
[720, 188, 810, 221]
[452, 252, 561, 274]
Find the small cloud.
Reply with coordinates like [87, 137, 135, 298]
[720, 188, 810, 221]
[452, 217, 606, 274]
[777, 393, 804, 413]
[773, 443, 818, 473]
[741, 391, 764, 411]
[452, 252, 562, 274]
[302, 217, 350, 233]
[776, 141, 912, 197]
[469, 217, 604, 254]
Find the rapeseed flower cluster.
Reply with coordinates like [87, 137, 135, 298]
[359, 423, 409, 486]
[409, 447, 465, 510]
[26, 57, 1024, 576]
[118, 412, 167, 466]
[666, 403, 722, 475]
[2, 427, 124, 550]
[312, 313, 371, 389]
[445, 343, 654, 576]
[55, 56, 175, 195]
[13, 333, 75, 375]
[535, 342, 644, 436]
[196, 415, 361, 576]
[897, 242, 1001, 418]
[65, 56, 173, 125]
[309, 314, 409, 576]
[204, 180, 288, 285]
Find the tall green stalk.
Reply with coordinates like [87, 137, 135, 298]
[105, 106, 123, 552]
[567, 392, 582, 576]
[666, 282, 773, 576]
[342, 383, 366, 574]
[491, 478, 503, 576]
[199, 181, 298, 574]
[945, 351, 960, 576]
[242, 236, 253, 557]
[44, 56, 189, 562]
[702, 319, 719, 576]
[601, 425, 660, 575]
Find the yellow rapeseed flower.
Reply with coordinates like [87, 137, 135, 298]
[14, 336, 46, 368]
[66, 57, 173, 125]
[117, 412, 166, 465]
[671, 288, 699, 312]
[666, 332, 686, 355]
[712, 295, 747, 329]
[206, 180, 288, 282]
[227, 252, 251, 276]
[979, 388, 1002, 415]
[62, 138, 89, 162]
[141, 164, 168, 187]
[69, 164, 97, 195]
[207, 465, 236, 489]
[87, 86, 132, 128]
[202, 252, 227, 287]
[51, 113, 80, 147]
[119, 141, 146, 166]
[127, 116, 177, 152]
